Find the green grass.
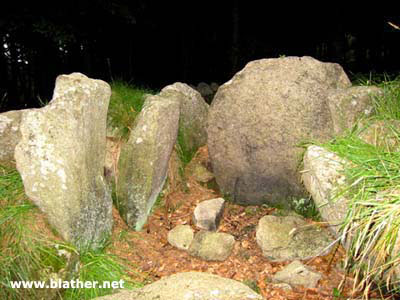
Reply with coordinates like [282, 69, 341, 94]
[242, 279, 260, 294]
[317, 78, 400, 297]
[0, 165, 64, 300]
[173, 127, 198, 194]
[290, 196, 320, 220]
[322, 134, 400, 297]
[352, 74, 400, 121]
[176, 126, 197, 167]
[0, 165, 142, 299]
[108, 81, 155, 139]
[63, 249, 142, 299]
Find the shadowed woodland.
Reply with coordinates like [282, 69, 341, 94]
[0, 2, 399, 111]
[2, 3, 400, 300]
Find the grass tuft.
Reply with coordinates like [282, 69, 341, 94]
[290, 196, 320, 220]
[63, 249, 141, 299]
[0, 165, 64, 300]
[353, 74, 400, 120]
[318, 78, 400, 297]
[108, 81, 155, 139]
[175, 126, 197, 167]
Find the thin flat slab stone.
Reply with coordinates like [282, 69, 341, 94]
[116, 94, 180, 230]
[272, 260, 322, 288]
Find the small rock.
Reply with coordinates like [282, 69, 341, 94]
[106, 126, 121, 139]
[186, 161, 214, 183]
[270, 209, 302, 218]
[167, 225, 194, 250]
[210, 82, 219, 93]
[272, 260, 322, 289]
[193, 198, 225, 231]
[188, 231, 235, 261]
[256, 215, 334, 261]
[196, 82, 214, 100]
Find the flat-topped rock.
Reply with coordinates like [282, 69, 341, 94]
[256, 214, 334, 261]
[188, 231, 235, 261]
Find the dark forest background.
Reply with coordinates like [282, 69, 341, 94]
[0, 1, 399, 112]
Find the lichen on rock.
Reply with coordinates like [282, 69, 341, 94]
[116, 94, 180, 230]
[14, 73, 112, 250]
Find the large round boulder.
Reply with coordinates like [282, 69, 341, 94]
[207, 56, 351, 206]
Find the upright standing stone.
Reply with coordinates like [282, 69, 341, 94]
[117, 94, 180, 230]
[15, 73, 112, 250]
[161, 83, 208, 155]
[0, 109, 25, 167]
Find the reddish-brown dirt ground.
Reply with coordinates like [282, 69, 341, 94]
[107, 146, 384, 300]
